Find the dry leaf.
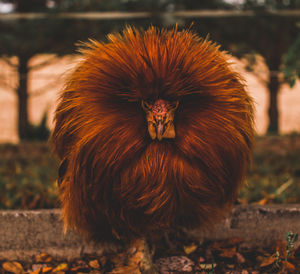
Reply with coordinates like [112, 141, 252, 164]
[70, 265, 89, 272]
[89, 260, 100, 269]
[99, 256, 107, 267]
[210, 241, 225, 250]
[2, 261, 25, 274]
[76, 260, 88, 266]
[275, 240, 288, 259]
[257, 197, 269, 205]
[256, 255, 264, 262]
[219, 247, 237, 259]
[199, 263, 217, 270]
[237, 198, 248, 205]
[52, 263, 68, 272]
[198, 257, 205, 263]
[236, 252, 246, 263]
[282, 260, 296, 271]
[72, 259, 89, 270]
[35, 253, 52, 263]
[32, 264, 47, 271]
[41, 267, 52, 273]
[260, 254, 277, 268]
[29, 270, 41, 274]
[183, 243, 198, 255]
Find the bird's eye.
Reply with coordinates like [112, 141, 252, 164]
[141, 100, 152, 111]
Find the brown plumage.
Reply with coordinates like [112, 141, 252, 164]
[52, 26, 254, 249]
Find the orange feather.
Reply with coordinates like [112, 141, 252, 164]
[52, 26, 255, 247]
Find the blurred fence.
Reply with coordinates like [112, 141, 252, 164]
[1, 10, 300, 20]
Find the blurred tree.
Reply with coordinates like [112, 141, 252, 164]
[0, 19, 71, 140]
[189, 13, 299, 135]
[49, 0, 233, 11]
[14, 0, 47, 12]
[170, 0, 232, 10]
[240, 17, 296, 135]
[239, 1, 299, 134]
[50, 0, 124, 11]
[1, 0, 299, 137]
[244, 0, 300, 9]
[0, 17, 154, 141]
[283, 34, 300, 87]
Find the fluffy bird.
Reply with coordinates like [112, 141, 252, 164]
[52, 27, 254, 272]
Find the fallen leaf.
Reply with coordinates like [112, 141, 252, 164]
[35, 253, 52, 263]
[99, 256, 107, 267]
[2, 261, 25, 274]
[41, 267, 52, 273]
[199, 263, 217, 270]
[198, 257, 205, 263]
[274, 240, 288, 259]
[282, 260, 296, 271]
[183, 243, 198, 255]
[236, 252, 246, 263]
[257, 197, 269, 205]
[219, 247, 237, 259]
[72, 259, 89, 270]
[89, 259, 100, 269]
[156, 256, 194, 273]
[52, 263, 68, 272]
[76, 260, 88, 266]
[260, 254, 277, 268]
[29, 270, 41, 274]
[210, 241, 225, 250]
[32, 264, 47, 271]
[256, 255, 264, 262]
[237, 198, 248, 205]
[70, 265, 89, 272]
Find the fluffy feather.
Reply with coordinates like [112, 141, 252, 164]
[52, 26, 255, 247]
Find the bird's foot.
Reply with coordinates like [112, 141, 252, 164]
[109, 238, 158, 274]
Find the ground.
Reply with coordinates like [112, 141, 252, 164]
[1, 234, 300, 273]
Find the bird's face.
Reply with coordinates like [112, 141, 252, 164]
[141, 99, 179, 141]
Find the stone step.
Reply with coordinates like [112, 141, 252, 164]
[1, 205, 300, 260]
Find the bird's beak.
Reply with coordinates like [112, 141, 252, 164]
[156, 120, 165, 141]
[142, 100, 178, 141]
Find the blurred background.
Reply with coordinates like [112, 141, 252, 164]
[0, 0, 299, 209]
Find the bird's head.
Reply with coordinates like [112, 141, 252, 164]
[141, 99, 179, 141]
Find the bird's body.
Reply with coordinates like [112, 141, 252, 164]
[52, 27, 254, 269]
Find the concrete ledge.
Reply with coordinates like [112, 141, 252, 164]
[192, 204, 300, 248]
[1, 205, 300, 260]
[0, 210, 103, 260]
